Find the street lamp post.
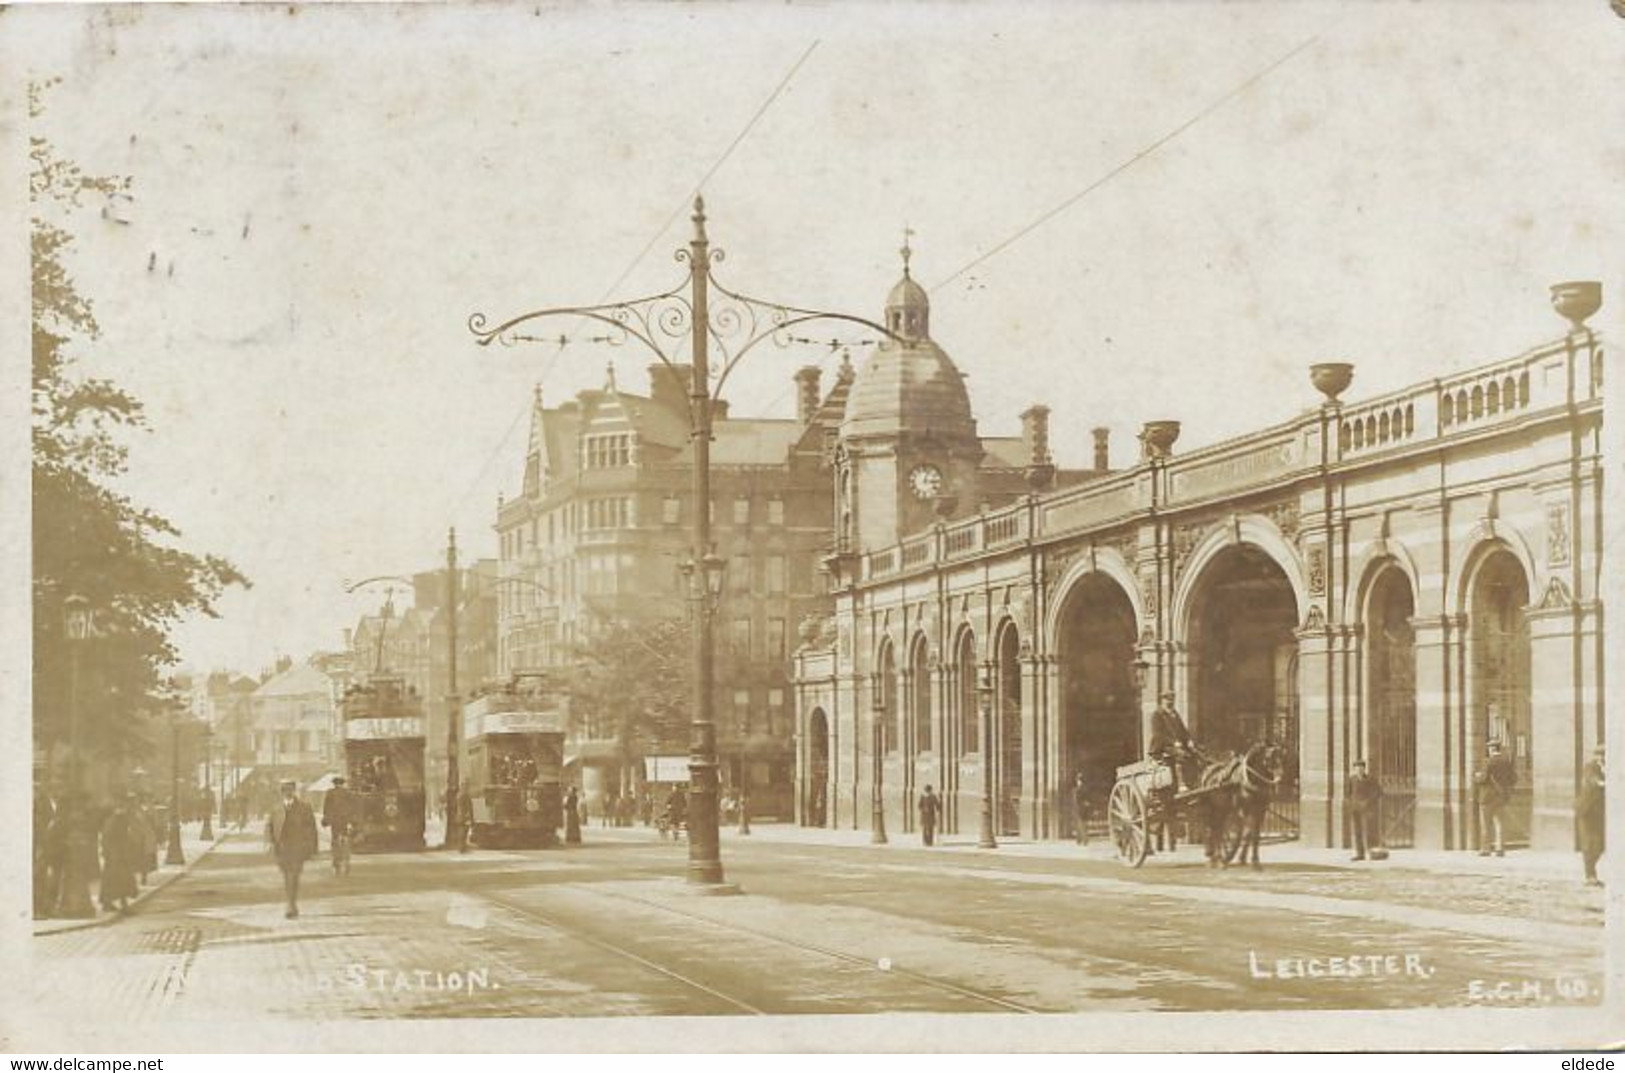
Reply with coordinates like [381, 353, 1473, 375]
[444, 528, 461, 851]
[57, 595, 96, 919]
[976, 666, 998, 850]
[471, 197, 902, 886]
[870, 683, 888, 845]
[200, 724, 214, 841]
[165, 703, 186, 866]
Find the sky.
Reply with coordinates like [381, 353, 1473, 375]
[16, 1, 1624, 676]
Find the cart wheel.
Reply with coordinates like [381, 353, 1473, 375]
[1108, 781, 1150, 867]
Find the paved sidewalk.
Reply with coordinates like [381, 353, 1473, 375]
[688, 820, 1588, 882]
[32, 823, 227, 937]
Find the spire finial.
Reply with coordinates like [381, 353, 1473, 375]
[692, 195, 708, 242]
[605, 358, 617, 391]
[900, 225, 915, 277]
[533, 383, 544, 406]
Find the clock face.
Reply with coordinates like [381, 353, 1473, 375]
[909, 464, 944, 500]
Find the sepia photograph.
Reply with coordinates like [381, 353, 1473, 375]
[5, 0, 1622, 1055]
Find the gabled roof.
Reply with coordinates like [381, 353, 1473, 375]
[677, 418, 802, 466]
[981, 436, 1029, 469]
[253, 662, 335, 700]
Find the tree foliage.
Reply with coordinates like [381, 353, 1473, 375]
[32, 81, 249, 775]
[564, 617, 692, 758]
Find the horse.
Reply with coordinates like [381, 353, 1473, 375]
[1229, 742, 1285, 870]
[1192, 742, 1284, 868]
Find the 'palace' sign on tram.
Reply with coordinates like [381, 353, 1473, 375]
[345, 716, 427, 740]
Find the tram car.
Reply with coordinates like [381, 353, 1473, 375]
[340, 675, 428, 852]
[460, 679, 565, 848]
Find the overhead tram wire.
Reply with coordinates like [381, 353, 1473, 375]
[448, 39, 824, 520]
[930, 35, 1321, 293]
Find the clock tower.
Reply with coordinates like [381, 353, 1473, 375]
[837, 237, 983, 555]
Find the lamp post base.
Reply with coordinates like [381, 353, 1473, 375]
[165, 820, 186, 866]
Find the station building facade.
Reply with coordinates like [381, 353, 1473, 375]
[794, 274, 1604, 853]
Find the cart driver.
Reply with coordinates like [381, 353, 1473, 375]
[1148, 691, 1197, 792]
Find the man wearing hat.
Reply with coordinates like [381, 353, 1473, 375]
[321, 775, 357, 877]
[1474, 740, 1516, 856]
[1148, 691, 1196, 792]
[1345, 759, 1383, 861]
[1577, 743, 1605, 886]
[267, 778, 318, 918]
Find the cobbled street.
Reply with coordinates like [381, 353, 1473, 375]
[26, 829, 1605, 1021]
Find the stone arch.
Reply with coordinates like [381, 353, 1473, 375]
[908, 630, 932, 755]
[1042, 545, 1146, 646]
[1446, 522, 1540, 618]
[806, 708, 830, 827]
[1050, 565, 1142, 826]
[1170, 514, 1309, 645]
[1343, 538, 1423, 625]
[1358, 556, 1419, 847]
[875, 636, 898, 755]
[992, 618, 1024, 836]
[952, 624, 979, 755]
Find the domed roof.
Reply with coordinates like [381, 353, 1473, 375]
[842, 335, 976, 442]
[887, 273, 929, 312]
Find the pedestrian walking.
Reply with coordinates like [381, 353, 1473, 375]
[1070, 772, 1089, 845]
[34, 784, 58, 917]
[662, 784, 687, 840]
[455, 786, 474, 853]
[1578, 743, 1605, 886]
[98, 795, 140, 914]
[131, 799, 157, 885]
[564, 785, 582, 845]
[1346, 759, 1383, 861]
[322, 775, 357, 876]
[917, 785, 941, 847]
[267, 778, 318, 919]
[1475, 740, 1516, 856]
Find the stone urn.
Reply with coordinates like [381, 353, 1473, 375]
[1310, 361, 1355, 403]
[1140, 420, 1181, 460]
[1550, 281, 1602, 330]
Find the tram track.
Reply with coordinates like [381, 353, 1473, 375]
[565, 882, 1040, 1014]
[479, 891, 768, 1015]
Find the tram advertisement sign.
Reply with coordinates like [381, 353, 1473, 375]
[345, 715, 426, 740]
[466, 707, 565, 740]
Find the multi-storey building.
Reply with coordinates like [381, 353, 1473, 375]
[244, 660, 339, 783]
[495, 361, 855, 818]
[796, 274, 1604, 856]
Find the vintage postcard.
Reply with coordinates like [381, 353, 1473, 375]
[4, 0, 1622, 1054]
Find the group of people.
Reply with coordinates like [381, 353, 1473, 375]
[490, 754, 540, 787]
[32, 788, 165, 919]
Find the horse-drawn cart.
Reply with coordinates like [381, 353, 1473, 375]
[1107, 756, 1252, 867]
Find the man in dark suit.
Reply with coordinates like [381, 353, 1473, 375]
[917, 785, 941, 847]
[267, 779, 318, 918]
[1476, 741, 1516, 856]
[1577, 744, 1605, 886]
[322, 776, 357, 876]
[1148, 692, 1196, 791]
[1346, 759, 1383, 861]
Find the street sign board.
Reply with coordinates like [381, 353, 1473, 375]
[344, 716, 426, 740]
[644, 756, 690, 783]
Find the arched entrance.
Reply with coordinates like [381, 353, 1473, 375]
[1469, 548, 1532, 846]
[1056, 574, 1139, 840]
[1366, 565, 1416, 847]
[955, 629, 978, 755]
[909, 634, 932, 754]
[807, 709, 829, 827]
[1188, 544, 1301, 838]
[877, 641, 898, 755]
[995, 623, 1022, 836]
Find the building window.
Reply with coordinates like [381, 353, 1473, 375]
[768, 688, 786, 738]
[767, 499, 785, 526]
[734, 689, 752, 734]
[662, 495, 680, 525]
[790, 553, 815, 595]
[767, 618, 787, 661]
[731, 555, 751, 594]
[730, 618, 752, 659]
[766, 555, 786, 594]
[584, 433, 631, 469]
[733, 497, 750, 525]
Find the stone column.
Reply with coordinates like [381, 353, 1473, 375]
[1410, 614, 1465, 850]
[1026, 647, 1054, 840]
[1295, 613, 1336, 848]
[1526, 591, 1581, 851]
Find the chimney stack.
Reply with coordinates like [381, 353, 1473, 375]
[794, 366, 822, 425]
[1092, 427, 1110, 471]
[648, 362, 694, 414]
[1020, 405, 1052, 467]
